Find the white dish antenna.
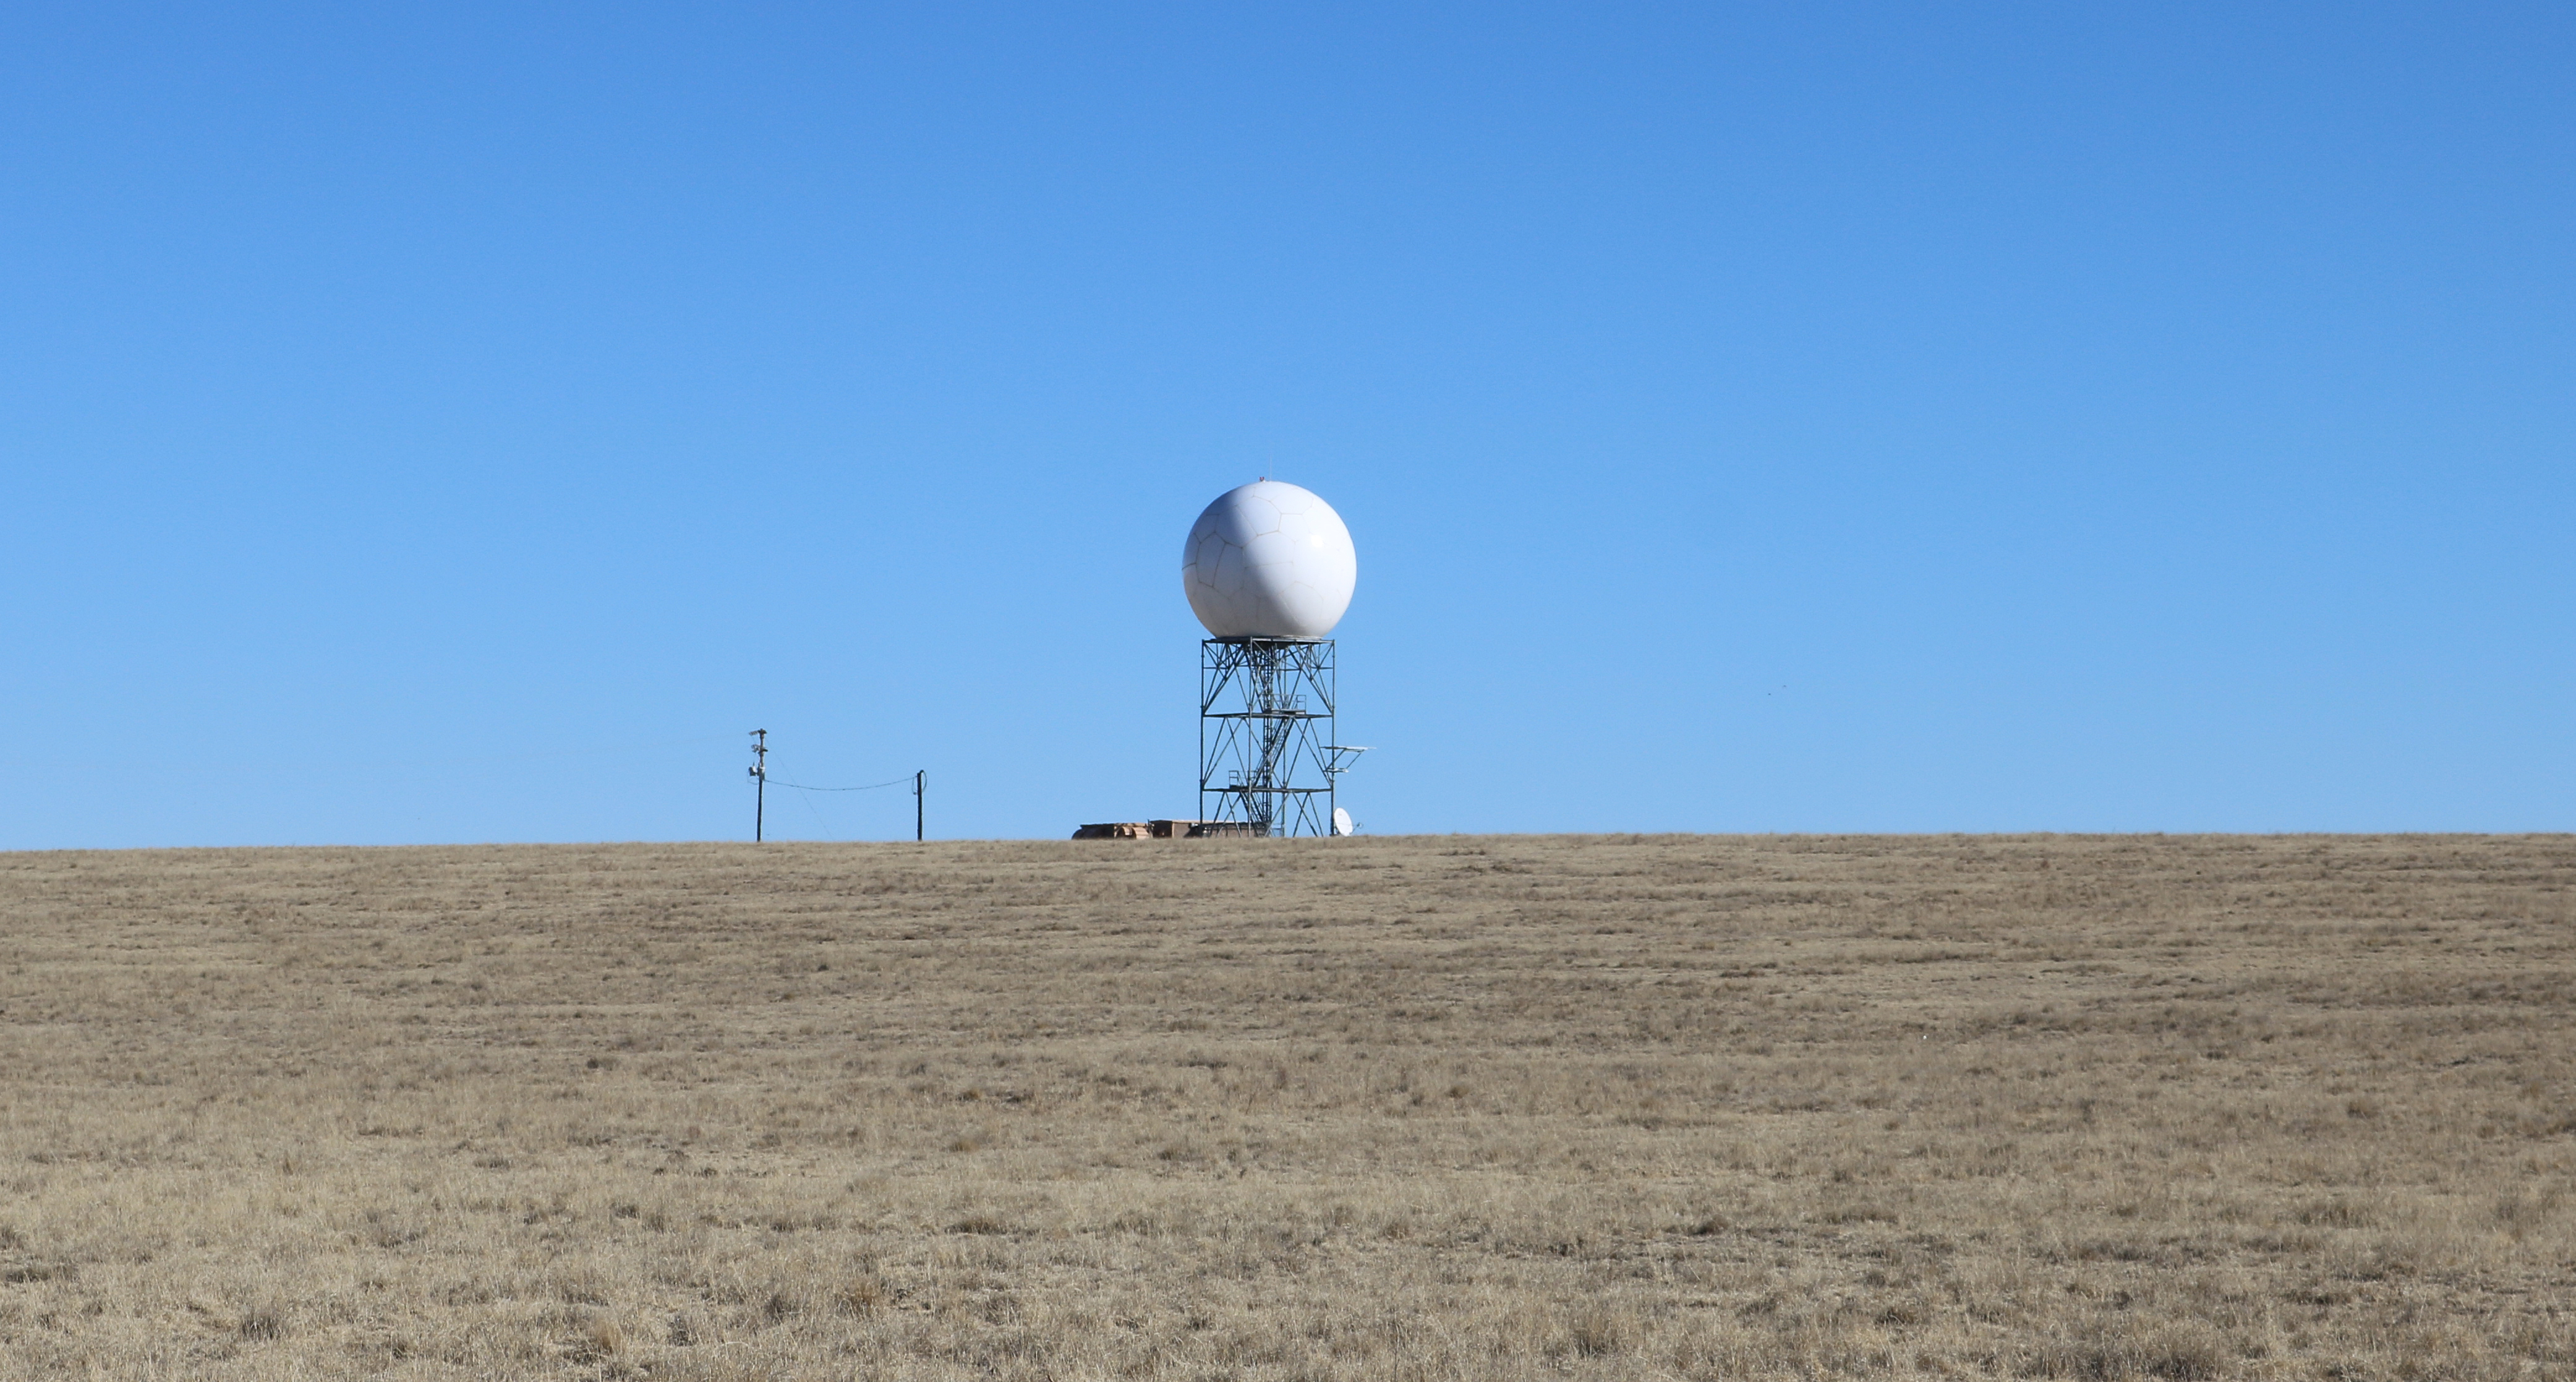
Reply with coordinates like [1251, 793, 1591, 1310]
[1331, 807, 1355, 836]
[1182, 480, 1356, 639]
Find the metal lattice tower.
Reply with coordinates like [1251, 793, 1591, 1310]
[1200, 638, 1337, 837]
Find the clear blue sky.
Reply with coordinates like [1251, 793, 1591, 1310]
[5, 2, 2569, 846]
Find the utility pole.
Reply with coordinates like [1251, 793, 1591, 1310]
[913, 769, 925, 842]
[748, 729, 768, 842]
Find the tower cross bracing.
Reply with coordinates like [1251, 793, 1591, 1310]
[1199, 637, 1336, 837]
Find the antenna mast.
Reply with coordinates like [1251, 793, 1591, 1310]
[748, 729, 768, 842]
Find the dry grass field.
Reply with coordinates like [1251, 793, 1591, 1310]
[0, 834, 2570, 1380]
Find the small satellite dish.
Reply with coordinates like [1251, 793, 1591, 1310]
[1331, 807, 1355, 837]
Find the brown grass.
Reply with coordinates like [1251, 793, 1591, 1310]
[0, 832, 2570, 1379]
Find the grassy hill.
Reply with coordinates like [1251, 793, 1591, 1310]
[1, 834, 2569, 1378]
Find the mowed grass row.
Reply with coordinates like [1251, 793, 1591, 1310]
[0, 834, 2570, 1379]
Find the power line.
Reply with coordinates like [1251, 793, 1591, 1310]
[747, 733, 923, 840]
[791, 779, 834, 836]
[766, 765, 926, 842]
[769, 775, 913, 793]
[1, 730, 749, 780]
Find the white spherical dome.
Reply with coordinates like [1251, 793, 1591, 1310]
[1182, 480, 1357, 639]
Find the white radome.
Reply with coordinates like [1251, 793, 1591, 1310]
[1181, 480, 1357, 639]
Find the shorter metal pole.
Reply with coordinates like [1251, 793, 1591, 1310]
[915, 770, 924, 842]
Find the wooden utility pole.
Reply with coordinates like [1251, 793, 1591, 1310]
[913, 769, 925, 842]
[748, 729, 768, 842]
